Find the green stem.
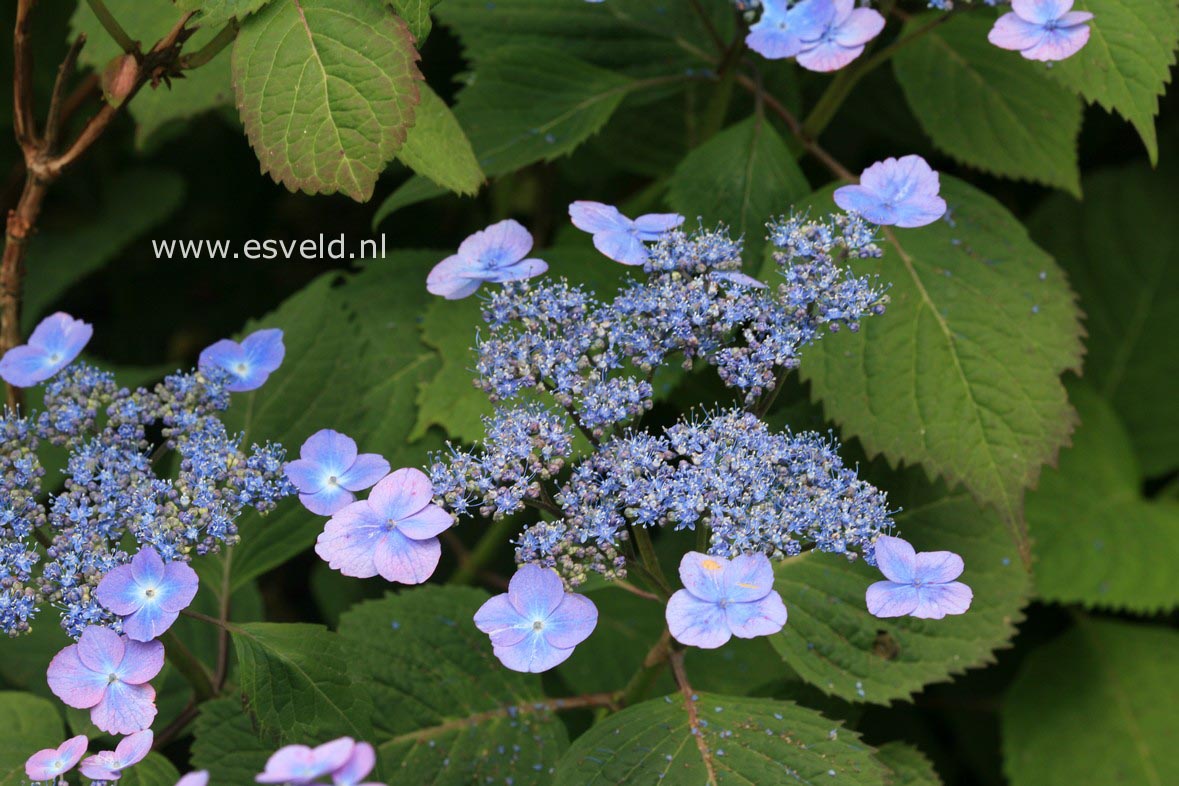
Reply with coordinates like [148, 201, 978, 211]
[161, 630, 215, 702]
[180, 21, 237, 70]
[631, 526, 674, 596]
[449, 515, 516, 586]
[85, 0, 138, 54]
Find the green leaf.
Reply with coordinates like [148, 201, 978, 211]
[121, 753, 182, 786]
[798, 178, 1083, 551]
[1026, 384, 1179, 612]
[552, 693, 886, 785]
[191, 696, 274, 784]
[209, 252, 445, 590]
[23, 169, 186, 330]
[70, 0, 234, 151]
[396, 83, 484, 196]
[0, 692, 64, 786]
[232, 0, 423, 201]
[338, 586, 569, 784]
[893, 14, 1083, 195]
[1046, 0, 1179, 163]
[409, 297, 491, 444]
[231, 622, 373, 742]
[193, 0, 274, 26]
[1028, 163, 1179, 476]
[668, 116, 810, 266]
[876, 742, 942, 786]
[1002, 618, 1179, 786]
[375, 46, 634, 222]
[387, 0, 442, 42]
[770, 479, 1029, 704]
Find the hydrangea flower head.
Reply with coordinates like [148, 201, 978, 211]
[427, 219, 548, 299]
[256, 737, 356, 784]
[0, 312, 92, 387]
[795, 0, 885, 72]
[46, 625, 164, 734]
[79, 729, 152, 781]
[176, 771, 210, 786]
[95, 546, 200, 641]
[988, 0, 1093, 61]
[284, 429, 390, 515]
[315, 468, 453, 584]
[834, 155, 947, 228]
[473, 564, 598, 672]
[745, 0, 834, 60]
[25, 734, 88, 782]
[331, 741, 382, 786]
[568, 201, 684, 265]
[666, 552, 788, 649]
[865, 535, 973, 619]
[198, 328, 285, 392]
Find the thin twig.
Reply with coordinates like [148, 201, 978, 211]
[85, 0, 139, 54]
[670, 648, 718, 785]
[44, 36, 87, 151]
[153, 700, 200, 749]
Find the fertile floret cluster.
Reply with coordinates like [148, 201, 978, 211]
[1, 361, 292, 637]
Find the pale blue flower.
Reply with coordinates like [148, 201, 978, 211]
[427, 219, 548, 299]
[745, 0, 834, 60]
[256, 737, 355, 784]
[666, 552, 787, 649]
[46, 626, 164, 734]
[865, 535, 973, 619]
[795, 0, 885, 72]
[285, 429, 390, 515]
[989, 0, 1093, 61]
[24, 735, 88, 782]
[834, 155, 947, 228]
[198, 328, 285, 392]
[0, 312, 92, 387]
[79, 730, 152, 781]
[95, 547, 199, 642]
[568, 201, 684, 265]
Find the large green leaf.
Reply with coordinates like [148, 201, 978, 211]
[1046, 0, 1179, 163]
[1026, 385, 1179, 612]
[70, 0, 234, 151]
[770, 482, 1029, 704]
[387, 0, 443, 42]
[893, 14, 1083, 195]
[231, 622, 374, 742]
[232, 0, 423, 201]
[396, 83, 484, 196]
[0, 692, 63, 786]
[1028, 164, 1179, 476]
[798, 178, 1083, 553]
[191, 0, 274, 26]
[1002, 618, 1179, 786]
[23, 169, 186, 330]
[553, 693, 886, 785]
[338, 586, 569, 785]
[205, 252, 445, 591]
[668, 115, 810, 266]
[876, 742, 942, 786]
[191, 697, 274, 784]
[375, 46, 635, 224]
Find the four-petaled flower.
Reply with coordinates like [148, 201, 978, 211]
[427, 219, 549, 300]
[666, 552, 788, 649]
[176, 771, 210, 786]
[315, 468, 453, 584]
[473, 563, 598, 673]
[285, 429, 390, 516]
[865, 535, 973, 619]
[0, 312, 92, 387]
[745, 0, 833, 60]
[25, 734, 88, 782]
[79, 729, 153, 781]
[795, 0, 885, 72]
[834, 155, 947, 228]
[198, 328, 286, 392]
[568, 201, 684, 266]
[330, 741, 383, 786]
[256, 737, 356, 784]
[989, 0, 1093, 61]
[47, 626, 163, 735]
[96, 547, 200, 641]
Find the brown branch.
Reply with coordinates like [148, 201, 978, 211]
[669, 648, 718, 785]
[43, 36, 87, 151]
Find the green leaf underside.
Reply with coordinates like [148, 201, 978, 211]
[875, 742, 943, 786]
[0, 692, 64, 786]
[1002, 619, 1179, 786]
[210, 251, 446, 591]
[1028, 163, 1179, 477]
[552, 693, 887, 785]
[893, 14, 1083, 195]
[798, 178, 1082, 550]
[231, 622, 374, 742]
[1026, 385, 1179, 612]
[23, 169, 186, 330]
[771, 490, 1029, 704]
[70, 0, 234, 150]
[338, 587, 568, 785]
[232, 0, 422, 201]
[396, 83, 484, 195]
[374, 45, 633, 225]
[668, 116, 811, 267]
[1045, 0, 1179, 163]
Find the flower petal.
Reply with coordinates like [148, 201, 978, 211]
[121, 603, 179, 643]
[373, 531, 440, 584]
[872, 536, 917, 583]
[90, 681, 157, 735]
[721, 553, 775, 603]
[912, 582, 973, 619]
[95, 564, 144, 616]
[913, 550, 965, 584]
[76, 626, 125, 674]
[593, 230, 649, 266]
[507, 563, 566, 620]
[130, 547, 166, 586]
[632, 212, 685, 239]
[337, 453, 390, 492]
[725, 592, 788, 638]
[241, 329, 285, 375]
[666, 589, 731, 649]
[177, 771, 211, 786]
[368, 467, 434, 522]
[299, 429, 359, 474]
[492, 632, 574, 673]
[117, 638, 165, 684]
[473, 594, 531, 647]
[113, 729, 154, 768]
[834, 7, 885, 47]
[302, 486, 356, 516]
[677, 552, 728, 603]
[542, 592, 598, 649]
[0, 345, 55, 387]
[797, 41, 867, 73]
[332, 740, 377, 786]
[315, 504, 384, 578]
[569, 201, 632, 234]
[988, 12, 1048, 52]
[396, 503, 453, 540]
[1021, 24, 1090, 61]
[833, 184, 893, 225]
[427, 254, 488, 300]
[47, 645, 107, 709]
[484, 257, 549, 283]
[890, 194, 948, 228]
[160, 560, 199, 619]
[865, 580, 920, 618]
[26, 312, 93, 360]
[1012, 0, 1073, 24]
[459, 219, 533, 264]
